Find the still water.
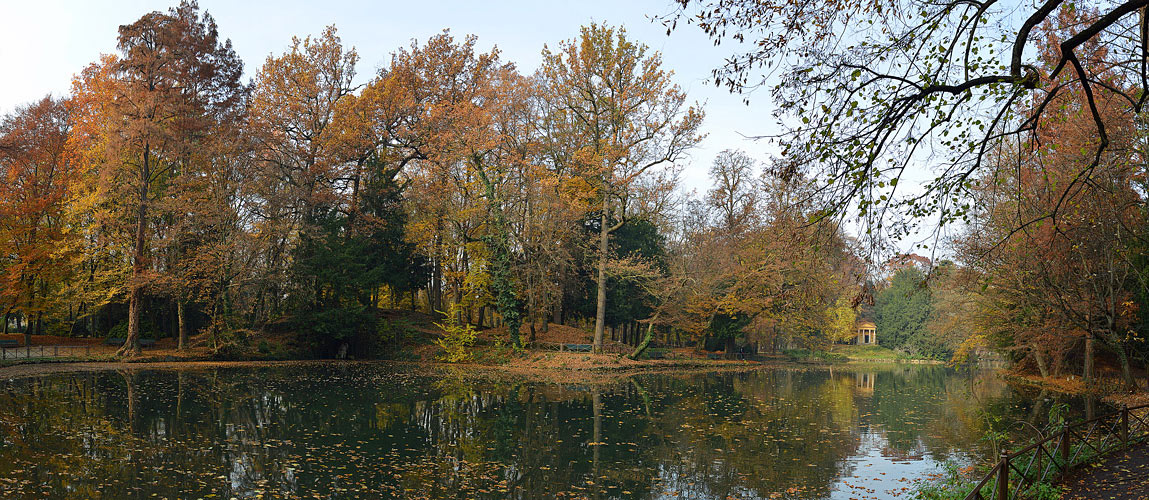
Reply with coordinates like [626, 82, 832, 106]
[0, 363, 1084, 499]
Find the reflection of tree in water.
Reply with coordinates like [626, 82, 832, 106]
[0, 364, 1064, 499]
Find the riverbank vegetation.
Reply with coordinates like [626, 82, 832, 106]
[2, 1, 1149, 393]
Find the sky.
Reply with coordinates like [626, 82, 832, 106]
[0, 0, 783, 196]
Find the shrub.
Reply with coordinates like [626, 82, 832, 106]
[433, 305, 476, 363]
[107, 319, 160, 340]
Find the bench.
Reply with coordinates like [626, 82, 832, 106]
[706, 352, 722, 360]
[563, 343, 592, 352]
[0, 339, 19, 348]
[104, 338, 156, 347]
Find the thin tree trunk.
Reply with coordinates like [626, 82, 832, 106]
[1083, 331, 1095, 383]
[23, 313, 33, 347]
[593, 198, 609, 354]
[177, 300, 189, 350]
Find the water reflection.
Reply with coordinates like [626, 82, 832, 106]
[0, 363, 1082, 499]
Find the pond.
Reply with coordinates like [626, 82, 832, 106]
[0, 362, 1093, 499]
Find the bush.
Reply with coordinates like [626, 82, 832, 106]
[294, 306, 374, 356]
[434, 305, 476, 363]
[107, 319, 160, 340]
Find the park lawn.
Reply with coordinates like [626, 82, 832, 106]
[834, 344, 914, 362]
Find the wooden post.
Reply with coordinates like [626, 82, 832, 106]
[1121, 404, 1129, 445]
[1034, 442, 1042, 481]
[1060, 426, 1071, 465]
[997, 452, 1010, 500]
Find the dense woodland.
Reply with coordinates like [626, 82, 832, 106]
[2, 1, 1149, 388]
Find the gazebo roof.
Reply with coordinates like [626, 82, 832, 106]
[856, 320, 876, 328]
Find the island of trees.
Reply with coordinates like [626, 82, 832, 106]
[2, 1, 1149, 391]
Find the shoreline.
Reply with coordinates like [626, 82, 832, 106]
[0, 351, 948, 381]
[1000, 371, 1149, 407]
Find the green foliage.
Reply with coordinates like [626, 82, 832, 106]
[292, 162, 428, 327]
[913, 461, 980, 500]
[709, 312, 750, 341]
[477, 171, 524, 347]
[875, 268, 950, 360]
[434, 305, 477, 363]
[914, 458, 1063, 500]
[107, 319, 159, 340]
[376, 317, 419, 344]
[569, 217, 668, 326]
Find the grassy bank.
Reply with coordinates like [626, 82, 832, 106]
[833, 344, 943, 364]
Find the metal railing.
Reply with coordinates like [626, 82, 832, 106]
[963, 402, 1149, 500]
[0, 345, 93, 360]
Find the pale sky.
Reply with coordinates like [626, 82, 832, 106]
[0, 0, 782, 195]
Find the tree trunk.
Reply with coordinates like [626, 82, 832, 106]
[1033, 344, 1050, 378]
[120, 146, 149, 358]
[629, 314, 659, 360]
[177, 300, 189, 350]
[725, 337, 736, 359]
[1083, 331, 1095, 383]
[593, 199, 609, 354]
[431, 255, 443, 314]
[1117, 346, 1135, 390]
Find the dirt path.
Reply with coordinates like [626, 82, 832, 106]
[1060, 441, 1149, 500]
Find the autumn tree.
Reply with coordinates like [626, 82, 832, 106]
[707, 149, 758, 235]
[540, 23, 703, 353]
[249, 25, 357, 321]
[70, 1, 246, 356]
[0, 97, 74, 344]
[962, 7, 1146, 384]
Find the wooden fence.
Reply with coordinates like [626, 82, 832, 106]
[0, 345, 93, 360]
[963, 402, 1149, 499]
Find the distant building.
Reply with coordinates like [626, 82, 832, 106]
[855, 320, 877, 345]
